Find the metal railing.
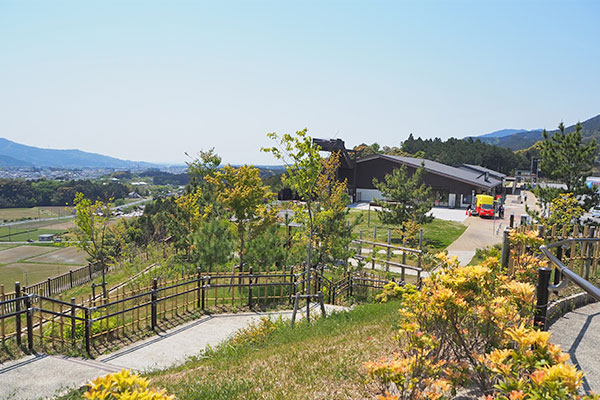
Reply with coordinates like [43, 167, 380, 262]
[536, 237, 600, 330]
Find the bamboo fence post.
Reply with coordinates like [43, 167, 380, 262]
[136, 284, 141, 331]
[0, 284, 4, 343]
[38, 296, 43, 344]
[57, 297, 63, 346]
[84, 306, 91, 357]
[571, 225, 579, 271]
[372, 227, 377, 269]
[151, 278, 158, 331]
[386, 229, 391, 272]
[104, 293, 110, 341]
[120, 288, 125, 336]
[70, 297, 76, 345]
[196, 268, 202, 309]
[248, 267, 254, 309]
[25, 295, 33, 352]
[15, 282, 21, 347]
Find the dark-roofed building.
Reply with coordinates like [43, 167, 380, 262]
[347, 155, 502, 208]
[313, 138, 503, 208]
[458, 164, 506, 181]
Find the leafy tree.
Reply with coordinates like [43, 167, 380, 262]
[540, 122, 597, 192]
[72, 192, 113, 266]
[312, 151, 354, 267]
[352, 142, 382, 159]
[263, 129, 323, 272]
[537, 193, 585, 233]
[264, 130, 356, 270]
[401, 134, 528, 174]
[373, 163, 434, 226]
[191, 218, 235, 272]
[71, 192, 113, 297]
[206, 164, 277, 271]
[245, 224, 287, 272]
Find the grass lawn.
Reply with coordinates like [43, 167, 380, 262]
[349, 209, 466, 252]
[60, 301, 402, 400]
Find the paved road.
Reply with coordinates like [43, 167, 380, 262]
[446, 192, 537, 265]
[0, 305, 345, 400]
[549, 302, 600, 394]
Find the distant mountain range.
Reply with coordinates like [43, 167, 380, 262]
[0, 138, 159, 169]
[472, 114, 600, 151]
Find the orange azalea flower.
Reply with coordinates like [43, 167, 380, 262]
[530, 369, 546, 385]
[509, 390, 524, 400]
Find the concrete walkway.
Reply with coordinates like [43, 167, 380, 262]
[0, 305, 344, 400]
[446, 192, 537, 265]
[549, 302, 600, 394]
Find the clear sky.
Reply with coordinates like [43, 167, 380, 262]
[1, 1, 599, 165]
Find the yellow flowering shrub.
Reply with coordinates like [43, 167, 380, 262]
[83, 369, 174, 399]
[366, 255, 536, 396]
[484, 325, 600, 400]
[375, 282, 417, 303]
[229, 317, 283, 347]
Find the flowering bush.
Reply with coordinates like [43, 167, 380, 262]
[366, 248, 600, 399]
[229, 317, 283, 347]
[484, 324, 600, 400]
[366, 254, 536, 396]
[508, 229, 547, 285]
[83, 369, 174, 399]
[375, 282, 417, 303]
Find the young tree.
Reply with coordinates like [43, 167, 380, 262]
[71, 192, 113, 297]
[373, 163, 434, 226]
[263, 129, 326, 321]
[206, 164, 277, 272]
[540, 122, 597, 192]
[312, 151, 354, 267]
[245, 224, 287, 272]
[191, 218, 235, 272]
[262, 129, 322, 271]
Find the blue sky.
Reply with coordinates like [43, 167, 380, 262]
[1, 1, 599, 165]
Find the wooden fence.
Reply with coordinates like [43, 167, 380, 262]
[1, 262, 107, 307]
[505, 222, 600, 284]
[0, 266, 389, 358]
[352, 231, 423, 284]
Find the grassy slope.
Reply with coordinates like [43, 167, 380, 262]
[349, 209, 466, 252]
[136, 302, 401, 400]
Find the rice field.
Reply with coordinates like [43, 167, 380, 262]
[0, 245, 87, 288]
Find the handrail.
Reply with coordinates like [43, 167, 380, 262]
[539, 239, 600, 302]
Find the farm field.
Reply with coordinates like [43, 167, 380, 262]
[0, 262, 75, 289]
[0, 245, 87, 288]
[27, 246, 88, 265]
[0, 218, 71, 242]
[0, 206, 74, 223]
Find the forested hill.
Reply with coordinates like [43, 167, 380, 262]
[475, 114, 600, 150]
[0, 179, 129, 208]
[400, 135, 528, 174]
[0, 138, 158, 169]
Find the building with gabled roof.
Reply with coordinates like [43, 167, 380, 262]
[349, 154, 501, 207]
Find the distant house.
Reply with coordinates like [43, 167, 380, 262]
[38, 234, 54, 242]
[127, 192, 143, 199]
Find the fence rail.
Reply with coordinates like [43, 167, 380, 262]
[0, 266, 393, 358]
[504, 222, 600, 330]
